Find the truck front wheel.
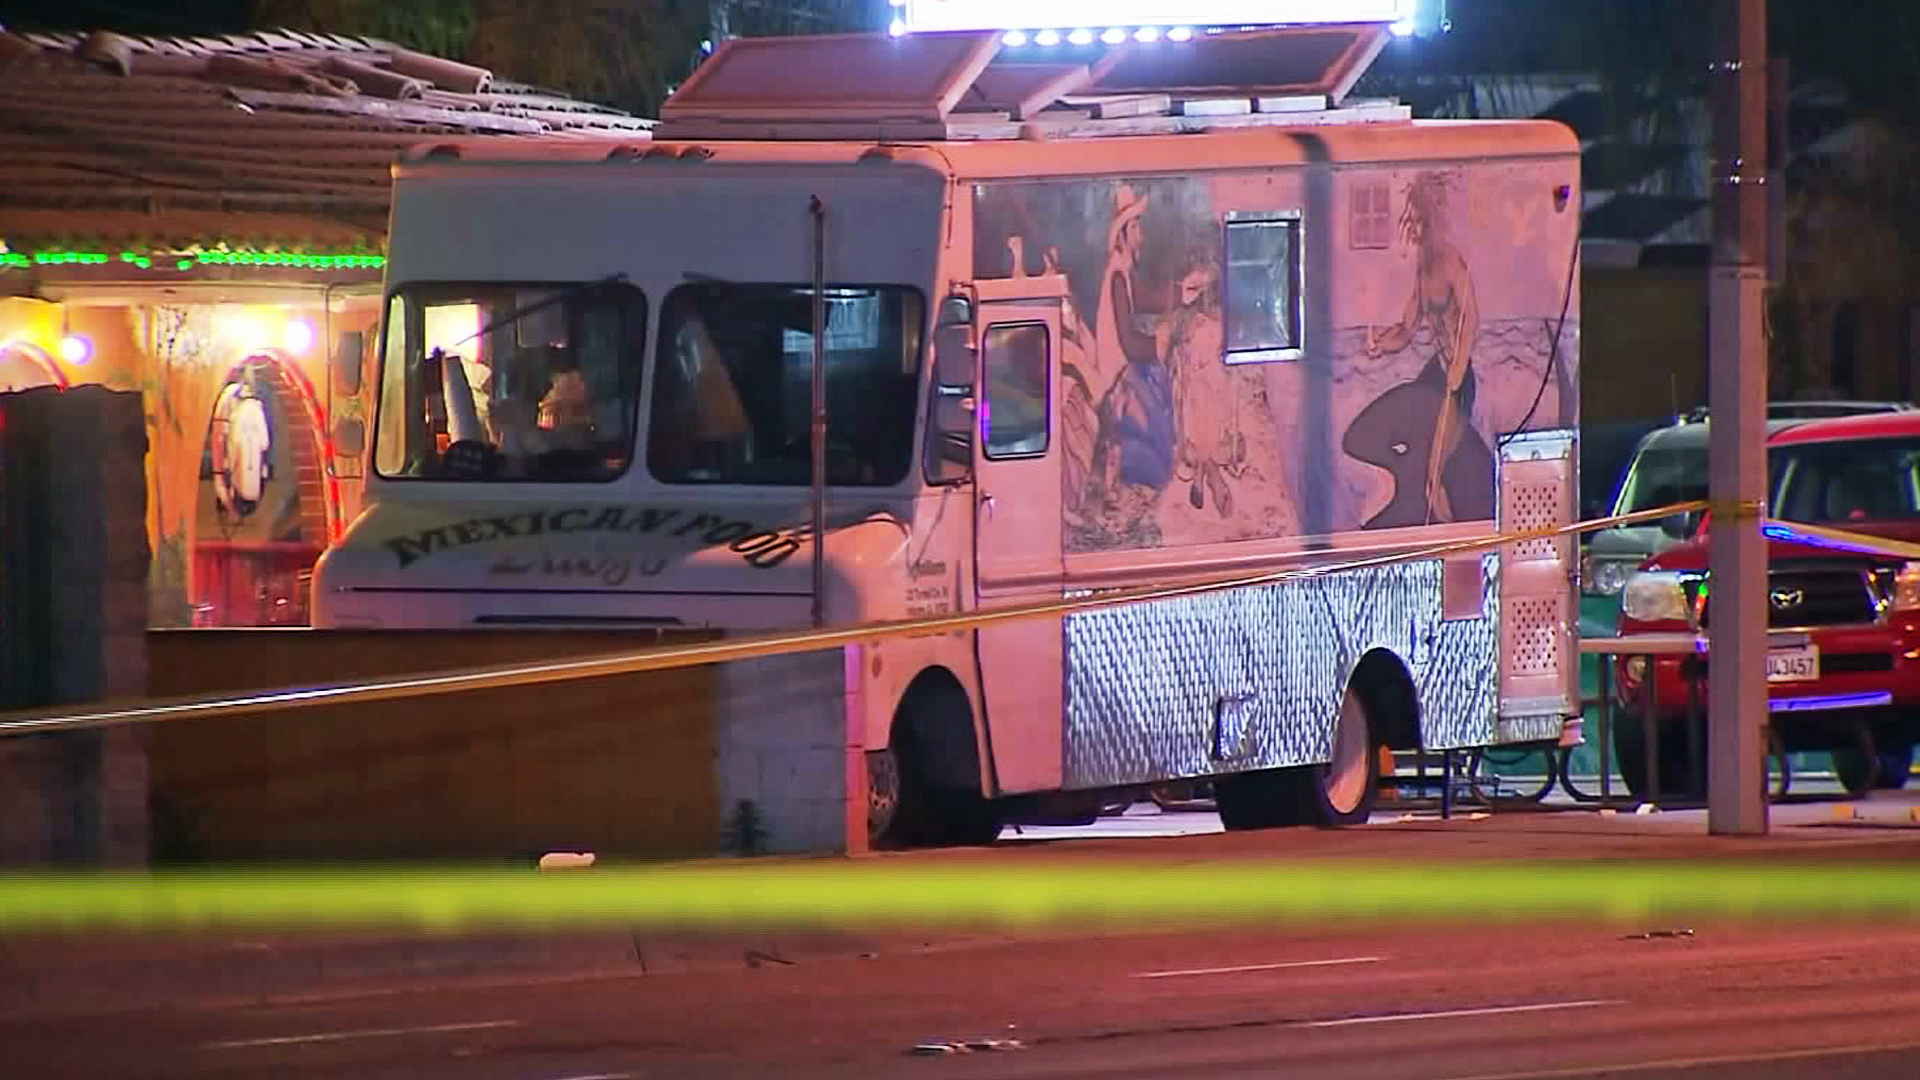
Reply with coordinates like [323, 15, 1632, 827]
[868, 682, 1002, 850]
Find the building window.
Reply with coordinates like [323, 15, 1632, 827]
[981, 321, 1050, 459]
[1351, 179, 1392, 249]
[1224, 210, 1304, 363]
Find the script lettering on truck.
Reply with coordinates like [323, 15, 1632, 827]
[382, 507, 802, 570]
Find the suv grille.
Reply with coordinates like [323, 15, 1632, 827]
[1697, 567, 1878, 628]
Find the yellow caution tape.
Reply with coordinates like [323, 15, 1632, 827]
[0, 501, 1710, 738]
[0, 859, 1918, 930]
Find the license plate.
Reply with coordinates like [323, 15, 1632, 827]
[1766, 644, 1819, 683]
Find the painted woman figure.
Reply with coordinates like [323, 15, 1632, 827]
[1345, 171, 1494, 528]
[1093, 184, 1177, 514]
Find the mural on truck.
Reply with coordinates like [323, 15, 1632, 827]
[972, 165, 1578, 554]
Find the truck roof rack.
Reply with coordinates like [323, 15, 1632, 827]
[653, 25, 1408, 142]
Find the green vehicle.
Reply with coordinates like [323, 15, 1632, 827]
[1548, 401, 1916, 794]
[1581, 403, 1916, 629]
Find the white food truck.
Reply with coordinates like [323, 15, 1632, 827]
[313, 25, 1584, 847]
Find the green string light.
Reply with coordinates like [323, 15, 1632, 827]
[1, 248, 385, 272]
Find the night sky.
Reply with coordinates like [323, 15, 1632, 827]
[2, 1, 255, 34]
[5, 0, 1918, 127]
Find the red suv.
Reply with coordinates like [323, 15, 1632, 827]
[1614, 411, 1920, 799]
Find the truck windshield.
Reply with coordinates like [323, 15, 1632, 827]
[647, 282, 925, 487]
[373, 280, 647, 482]
[1772, 437, 1920, 523]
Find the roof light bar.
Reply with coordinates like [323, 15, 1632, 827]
[896, 0, 1422, 35]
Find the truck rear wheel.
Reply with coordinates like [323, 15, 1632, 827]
[1215, 683, 1379, 829]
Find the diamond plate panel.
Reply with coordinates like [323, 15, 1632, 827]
[1062, 556, 1501, 789]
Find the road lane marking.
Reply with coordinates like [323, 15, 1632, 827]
[205, 1019, 518, 1049]
[1433, 1037, 1920, 1080]
[1134, 956, 1382, 979]
[1296, 999, 1615, 1028]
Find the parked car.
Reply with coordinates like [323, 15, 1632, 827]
[1582, 401, 1917, 604]
[1613, 410, 1920, 799]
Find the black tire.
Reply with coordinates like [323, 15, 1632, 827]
[869, 686, 1002, 850]
[1832, 732, 1881, 799]
[1216, 682, 1379, 829]
[1766, 730, 1794, 802]
[866, 746, 914, 850]
[1611, 708, 1703, 803]
[1594, 720, 1789, 803]
[1877, 744, 1913, 790]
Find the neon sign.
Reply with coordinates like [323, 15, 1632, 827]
[892, 0, 1427, 37]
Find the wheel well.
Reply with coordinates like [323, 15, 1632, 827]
[1350, 649, 1420, 751]
[892, 667, 984, 792]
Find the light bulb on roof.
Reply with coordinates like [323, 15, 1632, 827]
[1134, 27, 1161, 42]
[888, 18, 906, 36]
[1101, 28, 1127, 44]
[1166, 26, 1193, 42]
[1390, 19, 1415, 36]
[1034, 29, 1061, 46]
[1067, 28, 1093, 45]
[1003, 30, 1028, 46]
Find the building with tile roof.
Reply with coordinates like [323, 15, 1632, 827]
[0, 26, 653, 274]
[0, 28, 653, 628]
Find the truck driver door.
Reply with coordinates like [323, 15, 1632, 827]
[971, 289, 1065, 795]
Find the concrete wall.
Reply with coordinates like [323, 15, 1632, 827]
[144, 630, 855, 862]
[715, 649, 859, 857]
[0, 386, 151, 867]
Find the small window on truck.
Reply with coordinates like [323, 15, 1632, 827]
[1223, 210, 1304, 364]
[981, 321, 1051, 460]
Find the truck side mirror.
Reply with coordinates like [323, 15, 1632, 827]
[926, 296, 977, 484]
[933, 323, 975, 387]
[928, 392, 975, 476]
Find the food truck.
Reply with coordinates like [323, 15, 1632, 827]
[313, 23, 1584, 846]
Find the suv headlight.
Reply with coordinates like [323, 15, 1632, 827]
[1581, 553, 1633, 596]
[1621, 570, 1696, 624]
[1893, 562, 1920, 613]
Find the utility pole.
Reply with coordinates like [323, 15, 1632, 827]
[1706, 0, 1769, 834]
